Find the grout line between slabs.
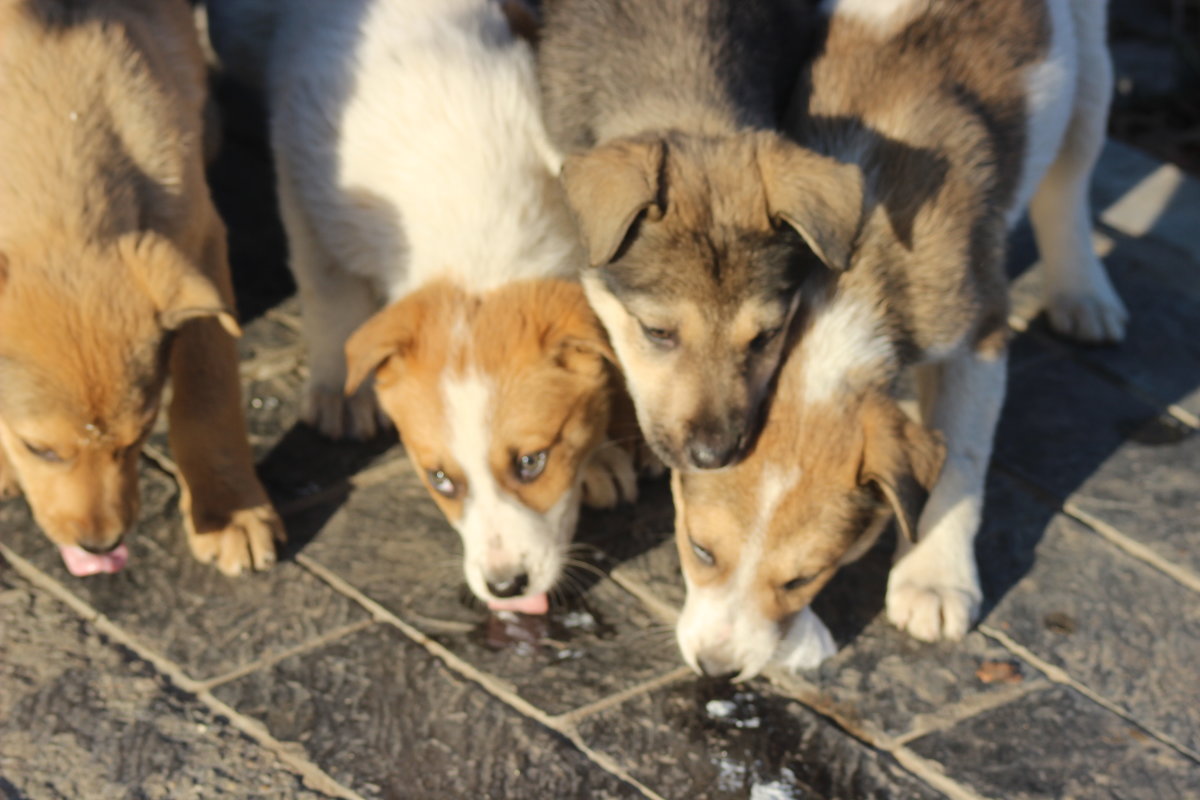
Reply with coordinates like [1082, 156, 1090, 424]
[0, 543, 365, 800]
[554, 667, 693, 726]
[890, 747, 993, 800]
[889, 678, 1050, 748]
[293, 553, 666, 800]
[196, 618, 377, 691]
[979, 624, 1200, 764]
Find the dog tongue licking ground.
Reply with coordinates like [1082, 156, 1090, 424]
[58, 544, 129, 577]
[486, 592, 550, 615]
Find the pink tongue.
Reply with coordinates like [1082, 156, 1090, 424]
[487, 592, 549, 615]
[59, 544, 129, 577]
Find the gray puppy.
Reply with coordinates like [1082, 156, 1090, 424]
[539, 0, 845, 471]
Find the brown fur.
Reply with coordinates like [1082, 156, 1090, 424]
[0, 0, 283, 574]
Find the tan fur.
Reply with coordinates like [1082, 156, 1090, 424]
[0, 0, 283, 574]
[345, 279, 625, 525]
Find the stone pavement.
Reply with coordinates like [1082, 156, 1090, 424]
[2, 79, 1199, 799]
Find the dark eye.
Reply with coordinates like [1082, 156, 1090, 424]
[749, 326, 782, 352]
[514, 450, 548, 483]
[427, 468, 458, 498]
[639, 322, 678, 349]
[690, 538, 715, 567]
[781, 574, 816, 592]
[23, 441, 63, 463]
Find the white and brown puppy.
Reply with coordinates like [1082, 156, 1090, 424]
[0, 0, 284, 577]
[207, 0, 641, 611]
[539, 0, 833, 471]
[672, 0, 1127, 678]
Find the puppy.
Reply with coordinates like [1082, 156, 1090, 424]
[0, 0, 284, 576]
[346, 280, 639, 612]
[539, 0, 843, 470]
[208, 0, 642, 610]
[672, 0, 1127, 678]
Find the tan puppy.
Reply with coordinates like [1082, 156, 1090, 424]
[671, 0, 1127, 678]
[0, 0, 283, 576]
[346, 279, 640, 612]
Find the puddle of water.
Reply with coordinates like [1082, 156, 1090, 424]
[466, 594, 617, 659]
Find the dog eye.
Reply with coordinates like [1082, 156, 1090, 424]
[514, 450, 548, 483]
[689, 538, 715, 567]
[426, 468, 458, 498]
[639, 322, 678, 349]
[781, 574, 816, 592]
[23, 441, 63, 463]
[749, 326, 782, 352]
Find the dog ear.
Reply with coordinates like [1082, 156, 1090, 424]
[858, 392, 945, 544]
[756, 133, 864, 272]
[344, 298, 424, 396]
[120, 233, 241, 336]
[541, 282, 618, 376]
[561, 138, 665, 267]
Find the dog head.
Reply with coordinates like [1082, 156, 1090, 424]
[562, 130, 863, 470]
[669, 287, 943, 679]
[0, 233, 238, 571]
[346, 279, 616, 611]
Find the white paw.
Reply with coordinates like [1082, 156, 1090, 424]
[1043, 283, 1128, 344]
[581, 444, 638, 508]
[301, 381, 388, 441]
[886, 579, 980, 642]
[775, 607, 837, 672]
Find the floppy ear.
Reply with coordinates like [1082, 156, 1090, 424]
[859, 393, 946, 544]
[756, 133, 865, 272]
[540, 282, 618, 376]
[344, 298, 425, 396]
[561, 137, 665, 267]
[119, 232, 241, 336]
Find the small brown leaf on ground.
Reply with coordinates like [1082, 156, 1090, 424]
[976, 660, 1023, 684]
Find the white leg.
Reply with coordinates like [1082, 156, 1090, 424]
[275, 155, 383, 440]
[1029, 3, 1127, 343]
[887, 348, 1005, 641]
[775, 606, 836, 673]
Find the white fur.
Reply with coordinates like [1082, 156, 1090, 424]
[820, 0, 923, 32]
[799, 292, 894, 405]
[677, 466, 834, 679]
[208, 0, 582, 438]
[443, 369, 580, 603]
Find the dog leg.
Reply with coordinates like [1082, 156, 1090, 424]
[169, 227, 285, 576]
[1029, 3, 1127, 343]
[886, 348, 1005, 641]
[276, 154, 383, 440]
[775, 606, 836, 673]
[580, 442, 638, 508]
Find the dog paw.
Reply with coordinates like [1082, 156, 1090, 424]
[581, 445, 638, 508]
[886, 580, 980, 642]
[302, 382, 388, 441]
[188, 504, 286, 576]
[1044, 288, 1128, 344]
[775, 607, 836, 672]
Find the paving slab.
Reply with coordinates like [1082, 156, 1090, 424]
[575, 675, 943, 800]
[0, 560, 337, 800]
[1095, 140, 1200, 259]
[213, 623, 641, 800]
[0, 466, 370, 684]
[295, 478, 683, 716]
[907, 684, 1200, 800]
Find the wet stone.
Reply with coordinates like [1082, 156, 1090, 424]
[907, 685, 1200, 800]
[0, 464, 369, 683]
[212, 623, 640, 800]
[0, 563, 337, 800]
[297, 477, 683, 715]
[576, 676, 942, 800]
[981, 499, 1200, 754]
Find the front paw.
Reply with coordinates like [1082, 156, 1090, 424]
[775, 606, 836, 672]
[886, 579, 980, 642]
[1043, 280, 1128, 344]
[581, 444, 638, 508]
[301, 381, 388, 441]
[187, 504, 285, 576]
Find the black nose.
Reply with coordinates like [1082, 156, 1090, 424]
[79, 537, 123, 555]
[487, 573, 529, 598]
[686, 430, 741, 469]
[697, 654, 738, 681]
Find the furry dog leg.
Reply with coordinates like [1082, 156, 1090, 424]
[886, 348, 1006, 640]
